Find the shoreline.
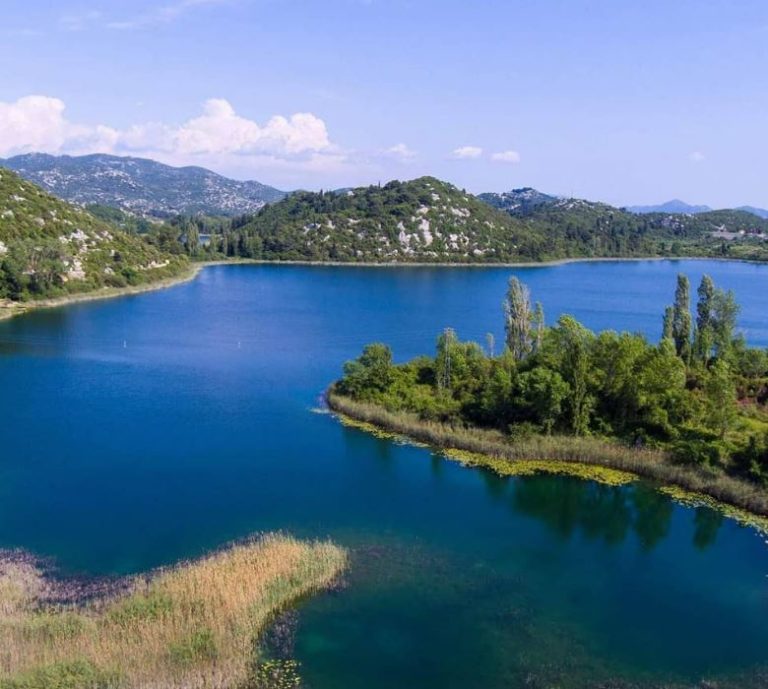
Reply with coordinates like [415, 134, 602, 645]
[2, 253, 764, 323]
[326, 391, 768, 533]
[196, 254, 768, 269]
[0, 263, 203, 322]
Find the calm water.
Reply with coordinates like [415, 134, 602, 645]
[1, 260, 767, 687]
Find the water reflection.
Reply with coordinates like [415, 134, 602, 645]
[508, 475, 721, 551]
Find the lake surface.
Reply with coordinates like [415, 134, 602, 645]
[1, 260, 767, 688]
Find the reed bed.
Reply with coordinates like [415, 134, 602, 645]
[0, 534, 346, 689]
[328, 391, 768, 523]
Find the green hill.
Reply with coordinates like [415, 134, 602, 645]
[0, 167, 187, 301]
[480, 190, 768, 260]
[204, 179, 767, 264]
[227, 177, 552, 262]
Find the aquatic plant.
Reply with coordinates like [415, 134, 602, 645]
[0, 534, 346, 689]
[328, 392, 768, 520]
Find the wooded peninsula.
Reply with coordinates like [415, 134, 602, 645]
[329, 274, 768, 522]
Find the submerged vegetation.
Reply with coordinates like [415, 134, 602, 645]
[0, 535, 346, 689]
[331, 273, 768, 520]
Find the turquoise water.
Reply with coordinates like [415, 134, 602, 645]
[1, 260, 767, 687]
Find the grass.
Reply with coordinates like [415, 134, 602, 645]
[0, 534, 346, 689]
[328, 390, 768, 532]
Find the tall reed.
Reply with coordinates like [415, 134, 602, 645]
[0, 534, 346, 689]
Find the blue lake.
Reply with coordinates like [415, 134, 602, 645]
[1, 260, 767, 687]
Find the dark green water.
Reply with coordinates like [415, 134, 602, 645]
[1, 261, 767, 688]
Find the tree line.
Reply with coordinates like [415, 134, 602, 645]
[337, 275, 768, 485]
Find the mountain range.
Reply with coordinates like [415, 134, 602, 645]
[3, 152, 766, 223]
[0, 153, 286, 218]
[627, 199, 768, 219]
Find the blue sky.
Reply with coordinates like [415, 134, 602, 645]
[1, 0, 767, 206]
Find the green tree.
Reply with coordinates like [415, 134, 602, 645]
[339, 343, 394, 398]
[694, 274, 715, 363]
[504, 277, 533, 361]
[517, 367, 569, 434]
[704, 359, 737, 439]
[546, 315, 594, 435]
[711, 288, 739, 360]
[661, 305, 674, 341]
[671, 274, 692, 362]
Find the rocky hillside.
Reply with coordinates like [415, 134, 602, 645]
[236, 177, 546, 262]
[477, 188, 558, 214]
[0, 167, 187, 301]
[1, 153, 286, 218]
[211, 179, 768, 264]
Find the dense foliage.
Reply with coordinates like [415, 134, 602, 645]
[0, 168, 187, 301]
[156, 178, 768, 264]
[336, 275, 768, 485]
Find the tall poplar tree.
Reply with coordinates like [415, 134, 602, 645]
[672, 274, 692, 362]
[695, 275, 715, 363]
[504, 277, 532, 361]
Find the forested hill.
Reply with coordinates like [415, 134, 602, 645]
[478, 190, 768, 260]
[230, 177, 547, 262]
[0, 167, 186, 301]
[1, 153, 286, 218]
[207, 178, 768, 263]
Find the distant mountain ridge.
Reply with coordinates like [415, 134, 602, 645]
[477, 187, 558, 214]
[627, 199, 712, 215]
[626, 199, 768, 219]
[481, 188, 768, 222]
[0, 153, 286, 218]
[736, 205, 768, 220]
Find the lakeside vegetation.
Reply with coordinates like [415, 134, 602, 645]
[0, 534, 346, 689]
[0, 168, 187, 303]
[330, 274, 768, 520]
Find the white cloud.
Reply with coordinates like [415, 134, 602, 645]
[491, 150, 521, 163]
[0, 95, 342, 174]
[382, 143, 416, 161]
[108, 0, 234, 30]
[452, 145, 483, 159]
[689, 151, 705, 163]
[120, 98, 332, 156]
[0, 96, 73, 155]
